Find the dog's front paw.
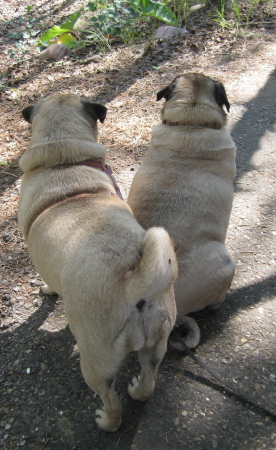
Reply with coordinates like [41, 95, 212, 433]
[41, 284, 56, 295]
[95, 408, 122, 432]
[128, 376, 153, 401]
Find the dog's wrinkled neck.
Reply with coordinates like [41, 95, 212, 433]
[162, 120, 222, 130]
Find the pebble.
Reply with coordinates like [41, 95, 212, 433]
[39, 44, 71, 61]
[8, 298, 16, 306]
[154, 26, 188, 39]
[83, 54, 102, 64]
[24, 303, 32, 310]
[222, 358, 231, 364]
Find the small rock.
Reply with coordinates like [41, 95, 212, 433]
[82, 54, 102, 64]
[24, 303, 32, 310]
[189, 3, 205, 14]
[222, 359, 229, 364]
[8, 298, 16, 306]
[39, 44, 71, 61]
[154, 26, 188, 40]
[2, 233, 12, 242]
[40, 363, 48, 371]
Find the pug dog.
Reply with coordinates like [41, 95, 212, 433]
[128, 73, 236, 350]
[18, 94, 177, 431]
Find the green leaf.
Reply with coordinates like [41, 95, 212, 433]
[37, 13, 80, 46]
[56, 32, 77, 48]
[31, 30, 40, 36]
[61, 13, 80, 31]
[129, 0, 177, 26]
[87, 2, 98, 12]
[8, 32, 22, 39]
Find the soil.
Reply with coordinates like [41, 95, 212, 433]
[0, 1, 275, 449]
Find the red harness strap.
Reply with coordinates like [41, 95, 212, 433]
[75, 160, 124, 200]
[28, 162, 123, 234]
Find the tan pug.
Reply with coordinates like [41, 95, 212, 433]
[18, 94, 177, 432]
[128, 73, 236, 350]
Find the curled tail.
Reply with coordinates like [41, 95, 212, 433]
[169, 316, 201, 350]
[126, 227, 178, 301]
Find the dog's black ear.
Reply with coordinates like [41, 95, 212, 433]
[156, 86, 170, 102]
[83, 101, 107, 123]
[22, 105, 34, 123]
[214, 81, 230, 113]
[157, 76, 181, 102]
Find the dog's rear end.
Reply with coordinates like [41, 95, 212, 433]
[27, 200, 177, 431]
[18, 94, 177, 432]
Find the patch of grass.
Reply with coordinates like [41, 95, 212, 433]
[212, 0, 266, 30]
[164, 0, 206, 26]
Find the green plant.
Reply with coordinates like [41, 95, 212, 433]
[38, 13, 80, 48]
[87, 1, 138, 44]
[7, 15, 41, 63]
[212, 0, 265, 30]
[163, 0, 189, 25]
[7, 47, 29, 63]
[37, 0, 178, 51]
[129, 0, 177, 25]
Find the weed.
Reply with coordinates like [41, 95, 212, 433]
[212, 0, 267, 30]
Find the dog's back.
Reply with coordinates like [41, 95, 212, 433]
[128, 73, 236, 339]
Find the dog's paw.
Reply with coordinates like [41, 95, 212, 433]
[128, 376, 140, 399]
[95, 408, 121, 432]
[128, 376, 152, 401]
[41, 284, 56, 295]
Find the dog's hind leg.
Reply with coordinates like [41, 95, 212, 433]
[80, 355, 122, 432]
[128, 335, 168, 401]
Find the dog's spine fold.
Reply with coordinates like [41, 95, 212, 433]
[126, 227, 177, 300]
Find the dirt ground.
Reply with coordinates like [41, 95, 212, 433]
[0, 1, 275, 449]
